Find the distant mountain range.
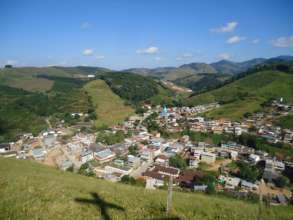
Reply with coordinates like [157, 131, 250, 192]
[123, 55, 293, 81]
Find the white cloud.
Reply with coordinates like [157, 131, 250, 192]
[227, 35, 245, 44]
[217, 53, 232, 60]
[6, 60, 18, 65]
[96, 55, 105, 60]
[83, 48, 94, 56]
[136, 46, 159, 54]
[176, 53, 193, 61]
[211, 21, 238, 33]
[81, 22, 91, 29]
[272, 36, 293, 48]
[251, 39, 260, 44]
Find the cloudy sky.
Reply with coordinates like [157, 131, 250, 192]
[0, 0, 292, 69]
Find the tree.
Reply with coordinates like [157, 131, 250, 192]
[120, 175, 136, 185]
[236, 161, 261, 182]
[128, 145, 139, 156]
[169, 155, 187, 170]
[274, 176, 290, 188]
[78, 163, 95, 177]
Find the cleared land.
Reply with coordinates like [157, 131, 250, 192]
[7, 77, 54, 92]
[1, 157, 292, 220]
[84, 80, 134, 128]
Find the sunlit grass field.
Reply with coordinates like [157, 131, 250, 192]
[84, 80, 134, 128]
[1, 158, 292, 220]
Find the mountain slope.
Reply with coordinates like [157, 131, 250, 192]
[1, 157, 292, 220]
[186, 70, 293, 120]
[84, 80, 134, 128]
[0, 66, 110, 92]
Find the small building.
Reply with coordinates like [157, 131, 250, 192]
[241, 180, 258, 191]
[200, 152, 216, 164]
[265, 159, 285, 172]
[155, 155, 169, 166]
[248, 154, 260, 164]
[144, 171, 165, 189]
[0, 143, 10, 153]
[189, 157, 199, 168]
[219, 175, 241, 189]
[127, 155, 140, 168]
[80, 149, 94, 164]
[32, 148, 46, 160]
[95, 149, 115, 163]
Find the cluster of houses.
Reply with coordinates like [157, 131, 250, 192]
[1, 101, 292, 205]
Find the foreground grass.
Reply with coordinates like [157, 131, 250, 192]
[1, 158, 292, 220]
[84, 80, 134, 128]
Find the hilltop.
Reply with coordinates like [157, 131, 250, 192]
[1, 157, 292, 220]
[123, 56, 293, 93]
[186, 65, 293, 120]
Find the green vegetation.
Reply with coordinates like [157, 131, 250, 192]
[96, 130, 129, 145]
[78, 162, 95, 177]
[187, 69, 293, 120]
[234, 161, 262, 182]
[1, 158, 293, 220]
[169, 155, 187, 170]
[276, 115, 293, 129]
[84, 80, 134, 128]
[182, 130, 229, 145]
[128, 145, 139, 156]
[0, 67, 84, 92]
[174, 73, 230, 94]
[234, 134, 293, 159]
[99, 72, 159, 104]
[0, 76, 91, 141]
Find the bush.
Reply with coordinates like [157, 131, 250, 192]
[169, 155, 187, 170]
[274, 176, 290, 188]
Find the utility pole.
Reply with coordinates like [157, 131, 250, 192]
[258, 179, 264, 219]
[166, 175, 173, 216]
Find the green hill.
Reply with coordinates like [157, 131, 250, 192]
[1, 157, 292, 220]
[0, 66, 109, 92]
[84, 80, 134, 128]
[186, 70, 293, 120]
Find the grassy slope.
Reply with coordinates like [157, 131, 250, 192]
[0, 67, 75, 92]
[187, 71, 293, 120]
[84, 80, 134, 128]
[1, 158, 292, 220]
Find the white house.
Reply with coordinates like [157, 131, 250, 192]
[80, 150, 93, 164]
[201, 152, 216, 164]
[248, 154, 260, 164]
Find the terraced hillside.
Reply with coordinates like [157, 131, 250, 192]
[186, 70, 293, 120]
[1, 158, 292, 220]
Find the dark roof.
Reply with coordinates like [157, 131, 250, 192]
[178, 170, 204, 183]
[144, 171, 165, 181]
[152, 165, 180, 176]
[0, 143, 10, 149]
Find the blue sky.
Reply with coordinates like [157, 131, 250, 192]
[0, 0, 293, 69]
